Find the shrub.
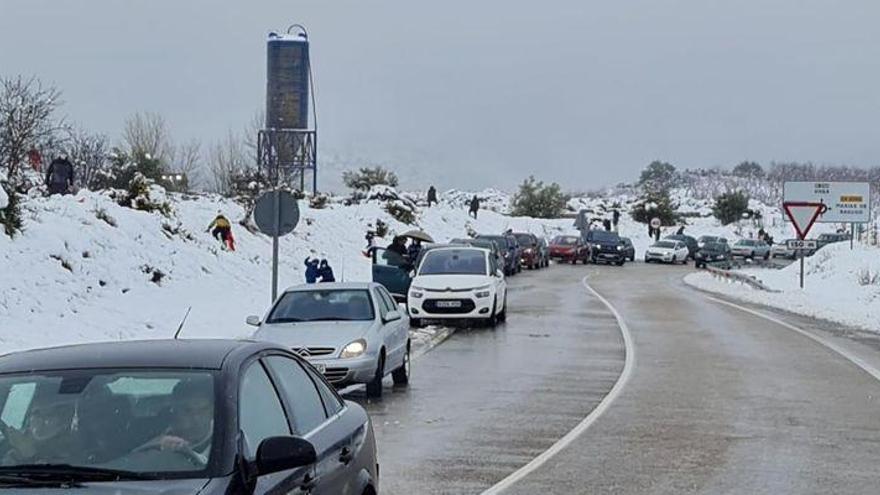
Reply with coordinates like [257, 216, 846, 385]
[732, 161, 764, 178]
[94, 207, 117, 227]
[309, 193, 330, 209]
[510, 176, 569, 218]
[343, 166, 399, 192]
[0, 185, 23, 237]
[385, 201, 416, 225]
[712, 191, 750, 225]
[119, 173, 172, 216]
[858, 269, 880, 286]
[630, 191, 679, 226]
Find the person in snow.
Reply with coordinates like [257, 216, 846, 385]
[603, 219, 612, 231]
[387, 236, 408, 257]
[427, 186, 438, 207]
[304, 257, 320, 283]
[676, 225, 685, 235]
[469, 195, 480, 219]
[612, 209, 620, 228]
[654, 226, 661, 242]
[317, 259, 336, 283]
[206, 213, 235, 251]
[45, 155, 74, 195]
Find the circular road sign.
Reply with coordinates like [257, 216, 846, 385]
[650, 217, 661, 229]
[254, 190, 300, 237]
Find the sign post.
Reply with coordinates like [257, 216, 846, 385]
[782, 201, 826, 289]
[254, 190, 300, 302]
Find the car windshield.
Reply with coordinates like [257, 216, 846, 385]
[552, 236, 578, 246]
[0, 370, 216, 478]
[513, 234, 533, 245]
[267, 289, 374, 323]
[589, 231, 620, 243]
[653, 241, 676, 249]
[419, 249, 487, 276]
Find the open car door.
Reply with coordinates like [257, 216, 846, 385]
[371, 247, 413, 302]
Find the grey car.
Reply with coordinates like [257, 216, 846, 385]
[730, 239, 771, 260]
[249, 282, 411, 398]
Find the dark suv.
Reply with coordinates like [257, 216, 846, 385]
[583, 230, 627, 266]
[476, 234, 520, 275]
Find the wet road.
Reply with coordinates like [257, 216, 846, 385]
[349, 262, 880, 494]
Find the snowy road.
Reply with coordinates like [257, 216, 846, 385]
[348, 262, 880, 494]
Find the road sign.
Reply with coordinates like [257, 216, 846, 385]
[650, 217, 661, 229]
[783, 182, 871, 223]
[786, 239, 817, 250]
[783, 202, 826, 239]
[254, 190, 300, 236]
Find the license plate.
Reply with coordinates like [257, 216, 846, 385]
[436, 300, 462, 308]
[313, 363, 326, 373]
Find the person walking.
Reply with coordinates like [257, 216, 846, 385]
[603, 219, 612, 231]
[206, 213, 235, 251]
[469, 195, 480, 219]
[304, 257, 320, 283]
[676, 225, 685, 235]
[45, 155, 74, 195]
[317, 259, 336, 282]
[612, 209, 620, 229]
[427, 186, 438, 207]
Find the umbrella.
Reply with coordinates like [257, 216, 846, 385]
[401, 229, 434, 243]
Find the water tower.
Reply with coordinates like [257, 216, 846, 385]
[258, 24, 318, 192]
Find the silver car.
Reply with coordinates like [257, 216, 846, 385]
[730, 239, 771, 260]
[248, 282, 411, 398]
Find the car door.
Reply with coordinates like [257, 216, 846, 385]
[371, 248, 411, 301]
[239, 360, 315, 494]
[489, 252, 507, 307]
[264, 355, 357, 495]
[376, 286, 407, 369]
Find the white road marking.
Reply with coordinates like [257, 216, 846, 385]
[481, 275, 636, 495]
[701, 293, 880, 383]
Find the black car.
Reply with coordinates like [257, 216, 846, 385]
[450, 237, 506, 273]
[583, 230, 627, 266]
[475, 234, 520, 275]
[0, 340, 378, 494]
[694, 242, 732, 268]
[619, 237, 636, 262]
[664, 234, 698, 260]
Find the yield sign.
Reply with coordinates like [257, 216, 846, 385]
[783, 202, 827, 239]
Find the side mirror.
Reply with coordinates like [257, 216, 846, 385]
[246, 315, 262, 327]
[256, 436, 316, 476]
[384, 310, 402, 323]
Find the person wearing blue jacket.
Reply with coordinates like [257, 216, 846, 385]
[304, 257, 320, 283]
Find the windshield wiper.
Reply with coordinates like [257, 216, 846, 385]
[266, 317, 305, 323]
[0, 473, 73, 487]
[0, 464, 157, 482]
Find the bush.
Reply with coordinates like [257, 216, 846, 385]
[343, 166, 399, 192]
[712, 191, 750, 225]
[385, 201, 416, 225]
[309, 193, 330, 209]
[510, 176, 569, 218]
[118, 173, 172, 216]
[732, 161, 764, 178]
[638, 161, 678, 195]
[630, 191, 679, 226]
[0, 184, 23, 237]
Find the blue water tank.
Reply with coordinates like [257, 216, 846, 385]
[266, 33, 310, 130]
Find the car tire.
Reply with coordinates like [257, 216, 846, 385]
[409, 317, 423, 328]
[672, 256, 677, 265]
[497, 297, 507, 322]
[488, 299, 499, 327]
[365, 355, 385, 398]
[392, 344, 410, 386]
[763, 252, 770, 261]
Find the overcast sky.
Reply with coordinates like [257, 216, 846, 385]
[2, 0, 879, 191]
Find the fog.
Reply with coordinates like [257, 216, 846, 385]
[2, 0, 879, 191]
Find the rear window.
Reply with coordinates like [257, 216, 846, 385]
[552, 236, 578, 246]
[588, 231, 620, 242]
[653, 241, 676, 248]
[419, 249, 488, 276]
[514, 234, 534, 245]
[477, 236, 508, 248]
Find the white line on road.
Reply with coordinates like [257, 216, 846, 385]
[702, 294, 880, 383]
[481, 275, 636, 495]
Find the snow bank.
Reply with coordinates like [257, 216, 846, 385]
[685, 243, 880, 332]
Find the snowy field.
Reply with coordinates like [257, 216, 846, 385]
[685, 243, 880, 332]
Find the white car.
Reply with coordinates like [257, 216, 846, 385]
[248, 282, 410, 398]
[644, 240, 690, 264]
[730, 239, 771, 260]
[407, 246, 508, 327]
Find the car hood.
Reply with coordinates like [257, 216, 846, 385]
[253, 320, 375, 349]
[0, 479, 209, 494]
[647, 247, 675, 253]
[412, 274, 493, 291]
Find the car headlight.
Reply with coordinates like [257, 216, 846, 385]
[616, 245, 624, 251]
[410, 290, 423, 299]
[341, 339, 367, 359]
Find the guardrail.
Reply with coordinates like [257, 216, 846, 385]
[703, 265, 779, 293]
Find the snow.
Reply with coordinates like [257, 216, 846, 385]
[685, 243, 880, 332]
[0, 186, 7, 210]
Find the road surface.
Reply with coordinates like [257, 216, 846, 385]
[347, 262, 880, 494]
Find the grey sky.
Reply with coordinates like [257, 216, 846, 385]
[2, 0, 879, 192]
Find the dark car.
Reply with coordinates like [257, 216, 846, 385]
[0, 340, 378, 494]
[694, 242, 732, 268]
[619, 237, 636, 262]
[475, 234, 520, 275]
[583, 230, 627, 266]
[664, 234, 698, 260]
[817, 232, 851, 249]
[548, 235, 590, 264]
[512, 232, 542, 270]
[450, 237, 506, 273]
[697, 235, 728, 248]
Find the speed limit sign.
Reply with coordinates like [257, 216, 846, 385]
[650, 217, 661, 229]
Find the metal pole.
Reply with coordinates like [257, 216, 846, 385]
[851, 223, 855, 249]
[271, 189, 280, 303]
[800, 254, 804, 289]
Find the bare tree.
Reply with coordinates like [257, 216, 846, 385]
[67, 126, 109, 189]
[122, 112, 173, 165]
[242, 110, 265, 159]
[208, 131, 248, 195]
[0, 75, 66, 182]
[172, 138, 202, 192]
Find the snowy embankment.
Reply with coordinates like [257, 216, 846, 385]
[0, 189, 570, 355]
[685, 243, 880, 332]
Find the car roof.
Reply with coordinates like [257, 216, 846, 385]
[283, 282, 377, 292]
[0, 339, 278, 373]
[424, 246, 489, 254]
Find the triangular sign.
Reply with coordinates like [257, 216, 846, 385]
[783, 202, 826, 239]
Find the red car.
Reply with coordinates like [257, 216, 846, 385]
[549, 235, 589, 264]
[512, 232, 542, 269]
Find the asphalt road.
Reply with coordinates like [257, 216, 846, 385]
[349, 262, 880, 494]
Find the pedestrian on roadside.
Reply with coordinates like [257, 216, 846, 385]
[654, 227, 661, 242]
[317, 259, 336, 283]
[676, 225, 685, 235]
[612, 209, 620, 228]
[603, 219, 612, 231]
[427, 186, 438, 207]
[304, 257, 320, 283]
[469, 195, 480, 219]
[45, 155, 74, 195]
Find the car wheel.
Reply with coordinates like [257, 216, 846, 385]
[392, 344, 410, 386]
[497, 296, 507, 322]
[615, 260, 625, 266]
[672, 255, 677, 264]
[365, 354, 385, 398]
[488, 299, 499, 327]
[763, 252, 770, 261]
[409, 317, 423, 328]
[570, 258, 577, 265]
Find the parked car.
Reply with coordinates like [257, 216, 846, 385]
[0, 340, 378, 494]
[645, 240, 690, 264]
[249, 282, 410, 398]
[730, 239, 771, 260]
[475, 234, 520, 275]
[697, 235, 728, 248]
[694, 242, 732, 268]
[817, 232, 851, 249]
[535, 237, 551, 267]
[583, 230, 627, 265]
[451, 237, 506, 273]
[548, 235, 590, 264]
[512, 232, 542, 270]
[620, 237, 636, 262]
[407, 247, 507, 326]
[664, 234, 699, 260]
